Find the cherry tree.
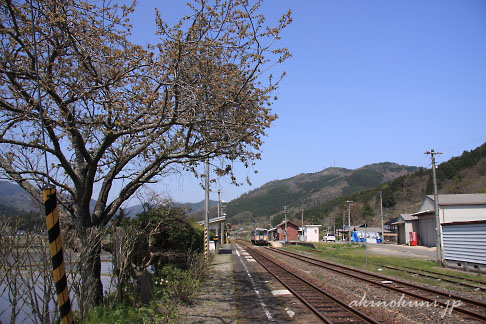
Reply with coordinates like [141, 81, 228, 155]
[0, 0, 291, 310]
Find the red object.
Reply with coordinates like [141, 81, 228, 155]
[277, 221, 300, 241]
[409, 232, 418, 246]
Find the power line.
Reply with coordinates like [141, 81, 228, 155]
[29, 0, 50, 187]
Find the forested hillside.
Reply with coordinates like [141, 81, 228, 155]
[227, 143, 486, 229]
[0, 181, 38, 212]
[289, 144, 486, 229]
[3, 144, 486, 231]
[225, 162, 418, 225]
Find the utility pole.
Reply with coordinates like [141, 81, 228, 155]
[204, 160, 210, 260]
[342, 209, 345, 241]
[426, 149, 442, 264]
[301, 209, 304, 241]
[380, 191, 384, 243]
[217, 189, 221, 219]
[217, 190, 225, 245]
[284, 205, 288, 243]
[346, 200, 354, 242]
[365, 223, 368, 267]
[217, 189, 220, 242]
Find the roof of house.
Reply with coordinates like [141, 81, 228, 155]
[412, 210, 434, 216]
[384, 216, 400, 225]
[401, 213, 415, 221]
[427, 194, 486, 206]
[277, 220, 300, 228]
[391, 213, 417, 224]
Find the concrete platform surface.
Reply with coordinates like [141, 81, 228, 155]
[178, 244, 238, 323]
[179, 243, 304, 323]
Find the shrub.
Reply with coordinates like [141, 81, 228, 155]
[79, 304, 166, 324]
[155, 265, 200, 303]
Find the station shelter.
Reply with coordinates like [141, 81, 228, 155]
[198, 215, 227, 245]
[303, 225, 321, 242]
[275, 220, 300, 242]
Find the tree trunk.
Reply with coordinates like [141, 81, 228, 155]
[77, 228, 104, 317]
[133, 269, 153, 305]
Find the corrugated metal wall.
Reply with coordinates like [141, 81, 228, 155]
[418, 217, 435, 247]
[398, 224, 406, 244]
[442, 223, 486, 265]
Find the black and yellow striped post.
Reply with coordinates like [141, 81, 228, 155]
[43, 187, 73, 324]
[204, 227, 209, 259]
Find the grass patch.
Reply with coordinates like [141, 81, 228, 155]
[79, 304, 169, 324]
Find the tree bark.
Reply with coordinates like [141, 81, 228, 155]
[77, 228, 104, 316]
[133, 269, 153, 305]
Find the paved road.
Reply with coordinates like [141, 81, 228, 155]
[366, 242, 437, 260]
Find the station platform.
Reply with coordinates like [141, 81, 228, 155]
[178, 244, 237, 323]
[178, 243, 302, 323]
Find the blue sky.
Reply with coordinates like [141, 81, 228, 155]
[126, 0, 486, 204]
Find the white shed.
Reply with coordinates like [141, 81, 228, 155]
[412, 194, 486, 247]
[419, 194, 486, 223]
[411, 194, 486, 272]
[304, 225, 321, 243]
[392, 214, 419, 245]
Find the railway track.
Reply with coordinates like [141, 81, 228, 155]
[305, 248, 486, 291]
[269, 247, 486, 322]
[238, 241, 381, 324]
[377, 264, 486, 291]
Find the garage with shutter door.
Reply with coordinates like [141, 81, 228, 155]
[442, 220, 486, 273]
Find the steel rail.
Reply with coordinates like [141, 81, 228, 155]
[391, 264, 486, 286]
[378, 264, 485, 291]
[268, 247, 486, 322]
[306, 248, 486, 289]
[243, 244, 381, 324]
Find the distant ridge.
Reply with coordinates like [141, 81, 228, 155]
[124, 200, 218, 219]
[3, 143, 485, 229]
[225, 162, 418, 225]
[0, 181, 218, 220]
[0, 181, 38, 213]
[226, 143, 486, 229]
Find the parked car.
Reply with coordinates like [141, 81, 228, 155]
[322, 233, 336, 242]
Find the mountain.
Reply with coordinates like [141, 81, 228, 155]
[0, 180, 217, 221]
[229, 143, 486, 229]
[225, 162, 419, 225]
[124, 200, 218, 219]
[3, 143, 485, 228]
[0, 181, 38, 214]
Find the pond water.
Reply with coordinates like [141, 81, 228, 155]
[0, 261, 114, 324]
